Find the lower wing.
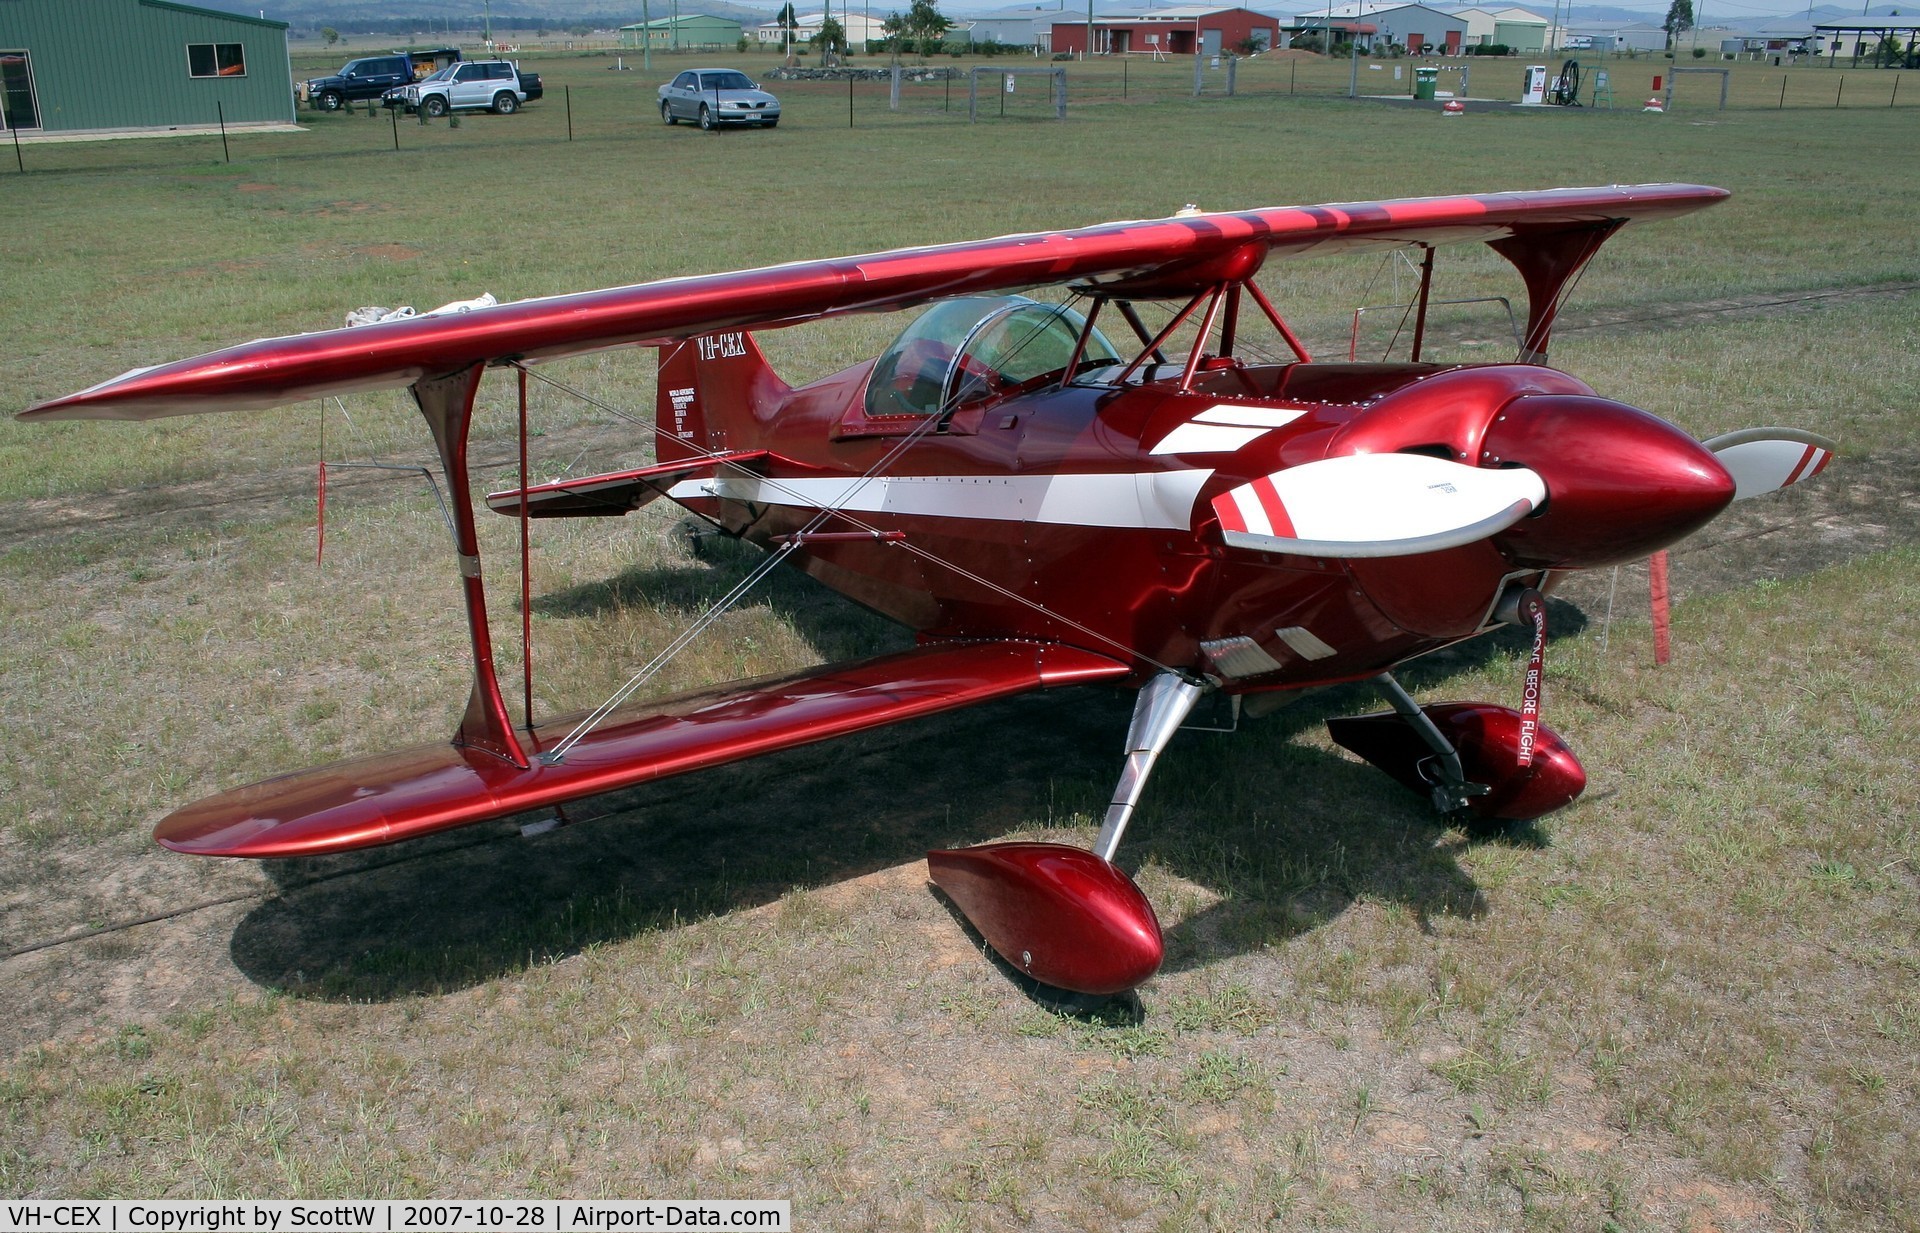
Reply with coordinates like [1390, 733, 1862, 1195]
[154, 640, 1127, 858]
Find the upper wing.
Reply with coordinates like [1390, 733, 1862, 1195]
[21, 184, 1726, 422]
[154, 639, 1128, 858]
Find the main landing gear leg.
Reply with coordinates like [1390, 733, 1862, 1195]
[926, 671, 1206, 997]
[1094, 672, 1208, 860]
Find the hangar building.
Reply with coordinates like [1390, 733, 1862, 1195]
[1052, 6, 1282, 56]
[0, 0, 293, 136]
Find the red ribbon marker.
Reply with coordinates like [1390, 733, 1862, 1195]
[1649, 550, 1672, 666]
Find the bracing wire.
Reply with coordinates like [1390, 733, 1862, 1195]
[512, 309, 1185, 762]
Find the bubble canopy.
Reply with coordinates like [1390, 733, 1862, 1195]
[864, 296, 1119, 419]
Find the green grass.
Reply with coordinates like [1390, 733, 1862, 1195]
[2, 67, 1918, 1230]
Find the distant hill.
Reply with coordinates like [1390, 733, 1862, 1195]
[190, 0, 774, 33]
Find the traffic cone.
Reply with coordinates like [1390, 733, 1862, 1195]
[1442, 99, 1465, 116]
[1643, 95, 1665, 112]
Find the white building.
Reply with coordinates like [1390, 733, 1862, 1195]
[753, 11, 889, 47]
[1291, 3, 1470, 54]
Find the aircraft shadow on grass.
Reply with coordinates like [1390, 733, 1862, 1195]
[228, 549, 1586, 1006]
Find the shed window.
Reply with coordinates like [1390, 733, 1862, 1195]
[187, 43, 247, 78]
[1, 51, 38, 130]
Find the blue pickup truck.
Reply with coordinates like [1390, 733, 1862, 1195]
[299, 48, 461, 112]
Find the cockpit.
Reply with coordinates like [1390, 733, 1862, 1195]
[864, 295, 1120, 419]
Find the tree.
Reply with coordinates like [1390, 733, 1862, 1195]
[1663, 0, 1693, 49]
[812, 15, 845, 63]
[903, 0, 952, 43]
[776, 3, 800, 54]
[321, 26, 340, 47]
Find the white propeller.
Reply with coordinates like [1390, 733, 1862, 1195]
[1702, 428, 1837, 500]
[1212, 453, 1546, 559]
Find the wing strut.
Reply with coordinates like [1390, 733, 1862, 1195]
[412, 365, 530, 769]
[1488, 221, 1622, 363]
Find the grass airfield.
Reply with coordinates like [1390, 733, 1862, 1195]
[2, 51, 1918, 1229]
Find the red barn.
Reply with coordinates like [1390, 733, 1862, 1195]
[1051, 6, 1281, 56]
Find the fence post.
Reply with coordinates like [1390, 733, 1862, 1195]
[566, 85, 573, 140]
[1055, 67, 1067, 118]
[968, 67, 979, 121]
[1779, 75, 1786, 108]
[391, 105, 401, 149]
[890, 65, 902, 110]
[1226, 55, 1237, 95]
[11, 122, 22, 174]
[1193, 52, 1203, 96]
[1836, 75, 1844, 106]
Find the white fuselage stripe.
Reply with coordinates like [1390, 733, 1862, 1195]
[667, 470, 1213, 531]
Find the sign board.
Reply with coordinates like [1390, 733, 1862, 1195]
[1004, 73, 1015, 92]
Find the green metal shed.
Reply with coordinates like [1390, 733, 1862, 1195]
[0, 0, 292, 135]
[620, 15, 746, 51]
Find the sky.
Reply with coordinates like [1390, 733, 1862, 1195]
[187, 0, 1914, 33]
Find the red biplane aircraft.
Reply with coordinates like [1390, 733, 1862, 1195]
[22, 184, 1833, 996]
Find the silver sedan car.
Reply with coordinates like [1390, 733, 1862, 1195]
[658, 68, 781, 130]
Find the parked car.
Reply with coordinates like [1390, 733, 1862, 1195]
[658, 68, 781, 130]
[300, 49, 460, 111]
[387, 61, 542, 116]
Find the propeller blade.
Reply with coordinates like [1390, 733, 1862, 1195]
[1701, 428, 1836, 501]
[1212, 453, 1546, 559]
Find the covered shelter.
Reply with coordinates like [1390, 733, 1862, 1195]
[1813, 20, 1920, 65]
[0, 0, 291, 136]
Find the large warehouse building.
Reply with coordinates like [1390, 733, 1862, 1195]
[0, 0, 293, 136]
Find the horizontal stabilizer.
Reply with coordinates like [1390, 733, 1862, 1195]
[153, 640, 1128, 859]
[1212, 453, 1545, 558]
[486, 450, 767, 518]
[1701, 428, 1837, 501]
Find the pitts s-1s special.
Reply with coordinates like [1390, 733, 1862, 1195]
[21, 184, 1832, 996]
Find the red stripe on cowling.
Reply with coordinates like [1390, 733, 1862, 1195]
[1249, 474, 1295, 539]
[1807, 448, 1832, 480]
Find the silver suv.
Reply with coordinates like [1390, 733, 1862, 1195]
[392, 61, 531, 117]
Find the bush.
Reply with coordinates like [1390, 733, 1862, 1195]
[737, 36, 749, 52]
[1692, 46, 1708, 57]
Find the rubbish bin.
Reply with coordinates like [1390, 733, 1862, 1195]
[1413, 66, 1438, 100]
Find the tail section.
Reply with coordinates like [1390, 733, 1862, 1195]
[655, 330, 789, 465]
